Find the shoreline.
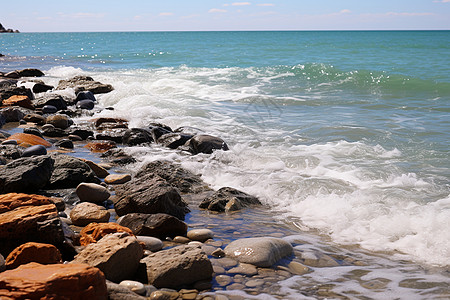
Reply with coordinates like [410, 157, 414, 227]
[0, 69, 449, 299]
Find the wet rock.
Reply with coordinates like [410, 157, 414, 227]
[227, 263, 258, 276]
[199, 187, 261, 212]
[76, 91, 96, 102]
[186, 134, 229, 154]
[0, 193, 64, 255]
[68, 127, 94, 140]
[80, 158, 110, 178]
[95, 129, 128, 143]
[118, 213, 188, 239]
[76, 182, 111, 204]
[224, 237, 293, 267]
[101, 148, 136, 164]
[42, 105, 57, 114]
[150, 126, 172, 142]
[85, 140, 117, 152]
[72, 232, 143, 283]
[23, 127, 43, 138]
[7, 132, 51, 147]
[46, 114, 70, 129]
[5, 242, 62, 269]
[136, 160, 207, 193]
[94, 117, 128, 129]
[17, 69, 45, 77]
[174, 126, 204, 136]
[55, 138, 74, 149]
[2, 95, 34, 109]
[34, 94, 67, 111]
[114, 173, 189, 220]
[70, 202, 110, 226]
[0, 156, 54, 193]
[0, 144, 22, 160]
[187, 229, 214, 242]
[0, 107, 25, 122]
[104, 173, 131, 184]
[77, 99, 95, 110]
[0, 85, 34, 101]
[79, 222, 135, 246]
[57, 75, 114, 94]
[21, 144, 47, 157]
[23, 113, 46, 125]
[32, 83, 54, 93]
[47, 153, 100, 188]
[216, 275, 232, 287]
[286, 261, 310, 275]
[42, 125, 67, 137]
[141, 244, 213, 288]
[0, 262, 107, 299]
[136, 236, 163, 252]
[158, 132, 193, 149]
[107, 280, 147, 300]
[122, 128, 153, 146]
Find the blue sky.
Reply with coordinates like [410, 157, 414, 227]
[2, 0, 450, 32]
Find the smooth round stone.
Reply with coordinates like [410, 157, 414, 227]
[245, 279, 264, 288]
[46, 114, 70, 129]
[42, 105, 58, 114]
[41, 124, 55, 131]
[226, 283, 245, 291]
[173, 236, 190, 244]
[2, 139, 17, 145]
[178, 289, 198, 300]
[98, 163, 112, 170]
[287, 261, 310, 275]
[76, 91, 96, 102]
[69, 202, 110, 226]
[136, 236, 163, 252]
[227, 263, 258, 276]
[19, 119, 27, 125]
[76, 182, 111, 204]
[0, 253, 5, 272]
[119, 280, 146, 295]
[77, 99, 95, 110]
[213, 265, 226, 275]
[104, 174, 131, 184]
[187, 228, 214, 242]
[68, 134, 83, 141]
[150, 290, 179, 300]
[215, 258, 238, 268]
[55, 139, 74, 149]
[216, 275, 232, 286]
[188, 241, 203, 247]
[21, 144, 47, 157]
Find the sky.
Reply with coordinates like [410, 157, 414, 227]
[1, 0, 450, 32]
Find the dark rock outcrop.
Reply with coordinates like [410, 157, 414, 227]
[47, 154, 100, 188]
[118, 213, 188, 239]
[57, 76, 114, 94]
[186, 134, 229, 154]
[199, 187, 261, 212]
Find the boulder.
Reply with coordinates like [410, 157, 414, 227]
[76, 183, 111, 204]
[122, 128, 153, 146]
[5, 242, 62, 269]
[68, 127, 94, 140]
[32, 83, 54, 93]
[6, 132, 51, 147]
[72, 232, 143, 283]
[76, 91, 96, 102]
[0, 193, 64, 256]
[42, 125, 67, 137]
[94, 117, 128, 129]
[85, 140, 117, 153]
[199, 187, 261, 212]
[2, 95, 34, 110]
[186, 134, 229, 154]
[118, 213, 188, 239]
[70, 202, 110, 226]
[0, 262, 107, 299]
[141, 244, 213, 288]
[77, 99, 95, 110]
[34, 94, 67, 111]
[79, 222, 135, 246]
[23, 127, 43, 138]
[17, 69, 45, 77]
[0, 107, 25, 122]
[136, 160, 207, 193]
[46, 114, 70, 129]
[95, 129, 128, 144]
[114, 173, 189, 220]
[55, 138, 74, 149]
[150, 126, 172, 142]
[224, 237, 293, 267]
[57, 76, 114, 94]
[0, 86, 33, 101]
[42, 104, 58, 114]
[47, 154, 100, 188]
[0, 144, 22, 160]
[0, 155, 54, 193]
[21, 144, 47, 157]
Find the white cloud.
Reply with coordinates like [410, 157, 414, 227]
[209, 8, 227, 13]
[340, 9, 351, 14]
[257, 3, 275, 6]
[231, 2, 251, 6]
[159, 12, 174, 16]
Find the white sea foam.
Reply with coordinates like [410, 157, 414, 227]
[47, 66, 450, 267]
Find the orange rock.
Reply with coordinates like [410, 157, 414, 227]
[2, 95, 34, 110]
[84, 141, 116, 153]
[79, 222, 134, 246]
[6, 133, 52, 147]
[80, 158, 110, 178]
[0, 262, 107, 300]
[5, 242, 62, 269]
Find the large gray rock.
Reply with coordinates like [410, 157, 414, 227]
[47, 154, 100, 188]
[186, 134, 229, 154]
[136, 160, 208, 193]
[224, 237, 293, 267]
[72, 232, 143, 283]
[76, 182, 111, 204]
[0, 155, 54, 193]
[199, 187, 261, 212]
[57, 76, 114, 94]
[118, 213, 187, 239]
[114, 173, 189, 220]
[140, 245, 213, 288]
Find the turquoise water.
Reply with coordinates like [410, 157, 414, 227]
[1, 31, 450, 270]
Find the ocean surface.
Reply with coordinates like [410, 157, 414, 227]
[1, 31, 450, 297]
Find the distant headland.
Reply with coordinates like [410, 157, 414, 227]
[0, 23, 19, 33]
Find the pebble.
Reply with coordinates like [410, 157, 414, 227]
[68, 134, 83, 141]
[287, 261, 310, 275]
[178, 289, 198, 300]
[55, 139, 74, 149]
[188, 241, 203, 247]
[77, 99, 95, 110]
[76, 182, 111, 204]
[187, 228, 214, 242]
[150, 290, 178, 300]
[226, 283, 245, 291]
[136, 236, 163, 252]
[213, 265, 226, 275]
[245, 279, 265, 287]
[216, 275, 232, 286]
[21, 144, 47, 157]
[227, 263, 258, 276]
[42, 105, 57, 114]
[173, 236, 190, 244]
[2, 139, 17, 145]
[213, 257, 238, 268]
[119, 280, 146, 295]
[104, 173, 131, 184]
[211, 248, 225, 257]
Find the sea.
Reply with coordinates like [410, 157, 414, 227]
[1, 31, 449, 299]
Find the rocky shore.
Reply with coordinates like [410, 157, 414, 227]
[0, 23, 19, 33]
[1, 68, 447, 300]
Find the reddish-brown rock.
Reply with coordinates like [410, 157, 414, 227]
[79, 222, 134, 246]
[5, 242, 62, 270]
[2, 95, 34, 110]
[84, 141, 117, 153]
[0, 262, 107, 299]
[0, 193, 64, 255]
[6, 133, 51, 147]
